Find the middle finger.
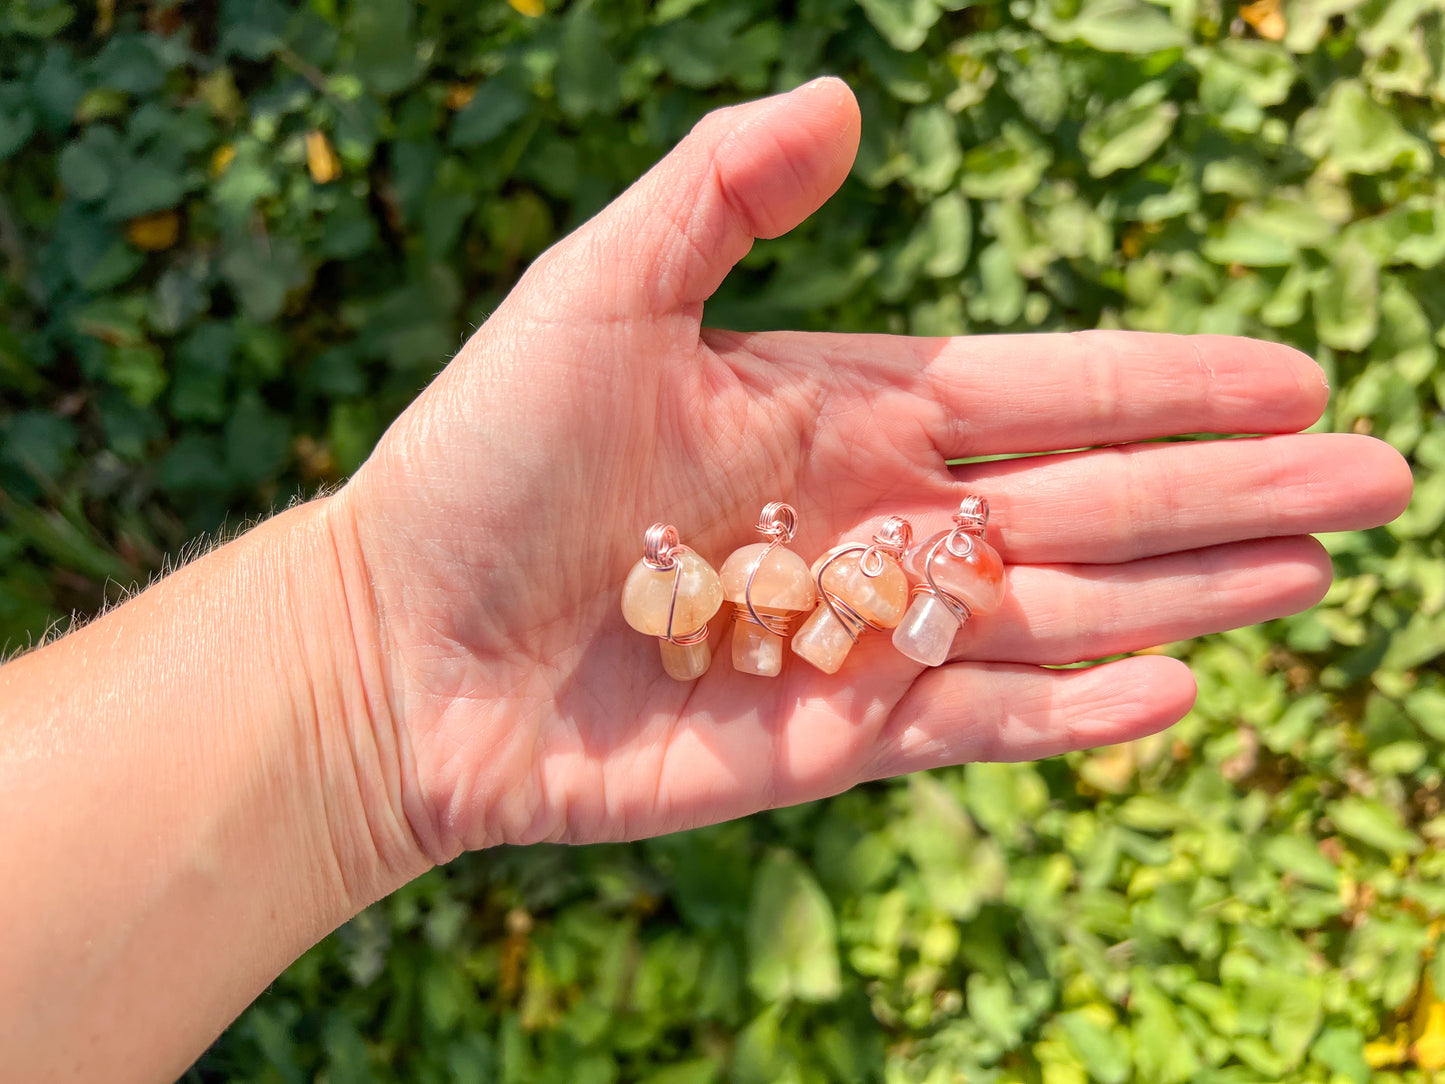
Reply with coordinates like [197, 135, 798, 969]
[947, 432, 1409, 565]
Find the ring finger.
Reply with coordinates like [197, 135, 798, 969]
[950, 535, 1331, 665]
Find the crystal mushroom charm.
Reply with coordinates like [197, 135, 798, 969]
[719, 502, 816, 677]
[791, 516, 913, 674]
[892, 496, 1006, 667]
[621, 523, 725, 680]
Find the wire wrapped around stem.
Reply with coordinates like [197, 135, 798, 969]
[816, 515, 913, 644]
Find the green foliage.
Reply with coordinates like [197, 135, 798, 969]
[2, 0, 1443, 1080]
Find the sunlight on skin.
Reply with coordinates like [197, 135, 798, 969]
[0, 78, 1414, 1084]
[333, 79, 1413, 858]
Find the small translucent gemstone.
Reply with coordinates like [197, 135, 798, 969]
[719, 543, 816, 611]
[621, 551, 724, 638]
[904, 531, 1006, 615]
[659, 639, 712, 680]
[793, 550, 910, 673]
[891, 593, 959, 667]
[732, 621, 784, 677]
[791, 606, 853, 674]
[815, 550, 909, 627]
[720, 543, 814, 677]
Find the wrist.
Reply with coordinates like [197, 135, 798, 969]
[0, 495, 431, 1080]
[283, 491, 436, 904]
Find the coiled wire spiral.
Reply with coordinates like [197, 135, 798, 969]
[911, 495, 990, 627]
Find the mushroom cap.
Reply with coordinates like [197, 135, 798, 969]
[719, 542, 816, 611]
[904, 530, 1006, 615]
[621, 550, 725, 637]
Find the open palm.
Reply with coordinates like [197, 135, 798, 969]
[335, 80, 1411, 861]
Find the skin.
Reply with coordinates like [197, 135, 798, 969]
[0, 79, 1414, 1082]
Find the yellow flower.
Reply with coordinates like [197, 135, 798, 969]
[305, 130, 342, 184]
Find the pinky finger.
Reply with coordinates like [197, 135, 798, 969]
[867, 655, 1196, 778]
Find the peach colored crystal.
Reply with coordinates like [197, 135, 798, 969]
[792, 550, 909, 674]
[902, 531, 1006, 614]
[621, 550, 724, 638]
[658, 639, 712, 681]
[892, 532, 1006, 667]
[719, 542, 815, 677]
[719, 543, 815, 609]
[621, 550, 724, 680]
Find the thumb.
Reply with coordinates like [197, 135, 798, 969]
[540, 77, 861, 317]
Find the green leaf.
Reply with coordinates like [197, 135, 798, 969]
[0, 84, 37, 162]
[327, 400, 382, 474]
[210, 139, 280, 225]
[1327, 796, 1423, 856]
[730, 1005, 795, 1084]
[903, 104, 961, 193]
[106, 343, 167, 407]
[1198, 40, 1297, 111]
[959, 123, 1050, 200]
[220, 235, 307, 323]
[1314, 239, 1379, 351]
[1, 412, 77, 483]
[1080, 81, 1178, 177]
[922, 191, 971, 277]
[3, 0, 75, 37]
[1037, 0, 1188, 53]
[0, 496, 133, 584]
[970, 241, 1026, 325]
[1202, 199, 1334, 267]
[102, 155, 187, 220]
[651, 11, 780, 89]
[218, 0, 289, 58]
[347, 0, 417, 95]
[89, 34, 168, 96]
[1269, 977, 1322, 1066]
[636, 1059, 720, 1084]
[1353, 196, 1445, 268]
[1058, 1011, 1130, 1084]
[556, 7, 621, 120]
[652, 0, 710, 21]
[968, 971, 1025, 1047]
[745, 850, 841, 1003]
[1296, 80, 1430, 175]
[170, 323, 235, 422]
[31, 44, 84, 128]
[1311, 1026, 1371, 1084]
[856, 0, 944, 51]
[1130, 975, 1201, 1083]
[451, 71, 532, 147]
[1263, 835, 1338, 889]
[58, 130, 118, 202]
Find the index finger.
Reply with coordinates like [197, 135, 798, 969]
[928, 331, 1328, 458]
[726, 329, 1330, 458]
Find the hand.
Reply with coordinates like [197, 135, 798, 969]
[329, 79, 1411, 861]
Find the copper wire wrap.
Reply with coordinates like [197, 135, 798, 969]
[913, 496, 990, 628]
[816, 515, 914, 644]
[641, 522, 709, 647]
[736, 502, 801, 636]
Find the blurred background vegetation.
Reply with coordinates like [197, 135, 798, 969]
[1, 0, 1443, 1079]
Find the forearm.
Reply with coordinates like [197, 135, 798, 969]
[0, 496, 428, 1083]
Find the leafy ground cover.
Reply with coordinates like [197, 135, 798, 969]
[2, 0, 1443, 1079]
